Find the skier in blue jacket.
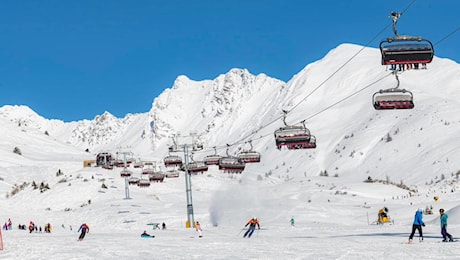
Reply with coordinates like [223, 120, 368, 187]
[408, 208, 425, 242]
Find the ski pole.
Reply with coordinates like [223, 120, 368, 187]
[237, 227, 245, 236]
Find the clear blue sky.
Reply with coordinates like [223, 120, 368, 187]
[1, 0, 458, 122]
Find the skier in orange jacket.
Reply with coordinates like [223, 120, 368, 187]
[243, 217, 260, 238]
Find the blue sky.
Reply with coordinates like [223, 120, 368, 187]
[1, 0, 459, 122]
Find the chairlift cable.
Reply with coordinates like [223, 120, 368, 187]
[302, 72, 393, 122]
[433, 27, 460, 46]
[227, 72, 396, 146]
[286, 1, 418, 116]
[400, 0, 417, 15]
[226, 24, 396, 148]
[200, 1, 419, 151]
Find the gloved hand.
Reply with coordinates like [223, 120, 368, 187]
[422, 223, 425, 227]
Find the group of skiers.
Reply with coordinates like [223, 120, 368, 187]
[2, 219, 12, 230]
[6, 212, 456, 243]
[24, 221, 53, 233]
[409, 208, 454, 243]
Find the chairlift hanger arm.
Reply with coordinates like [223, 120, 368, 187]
[389, 11, 401, 37]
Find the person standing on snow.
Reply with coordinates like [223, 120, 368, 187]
[408, 208, 425, 242]
[439, 209, 454, 242]
[195, 221, 203, 238]
[78, 223, 89, 241]
[243, 217, 260, 238]
[290, 217, 295, 227]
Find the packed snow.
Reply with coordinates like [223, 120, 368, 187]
[1, 43, 460, 259]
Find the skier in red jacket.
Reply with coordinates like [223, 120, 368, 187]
[78, 223, 89, 241]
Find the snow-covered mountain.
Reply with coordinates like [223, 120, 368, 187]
[2, 43, 459, 183]
[1, 43, 460, 259]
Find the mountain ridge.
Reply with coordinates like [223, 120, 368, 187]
[1, 43, 459, 185]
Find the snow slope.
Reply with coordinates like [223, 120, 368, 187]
[1, 43, 460, 259]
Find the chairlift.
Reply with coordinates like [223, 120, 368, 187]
[120, 169, 132, 178]
[113, 159, 125, 167]
[142, 162, 156, 175]
[133, 159, 143, 168]
[219, 145, 245, 173]
[165, 169, 180, 178]
[238, 141, 261, 163]
[185, 152, 208, 174]
[163, 154, 183, 168]
[187, 161, 209, 174]
[149, 172, 165, 182]
[380, 11, 434, 65]
[138, 179, 151, 187]
[203, 147, 222, 166]
[373, 72, 414, 110]
[128, 176, 140, 185]
[287, 135, 317, 150]
[274, 112, 311, 150]
[126, 157, 135, 164]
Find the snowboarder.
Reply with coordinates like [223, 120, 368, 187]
[408, 208, 425, 243]
[78, 223, 89, 241]
[141, 230, 154, 238]
[195, 221, 203, 238]
[439, 209, 453, 242]
[243, 217, 260, 238]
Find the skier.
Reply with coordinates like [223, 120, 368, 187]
[195, 221, 203, 238]
[78, 223, 89, 241]
[28, 221, 35, 233]
[243, 217, 260, 238]
[408, 208, 425, 243]
[290, 217, 295, 227]
[141, 230, 154, 238]
[439, 209, 453, 242]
